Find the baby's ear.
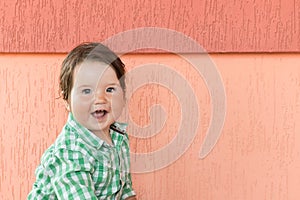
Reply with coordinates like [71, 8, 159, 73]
[63, 100, 70, 111]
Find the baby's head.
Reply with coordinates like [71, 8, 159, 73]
[60, 42, 126, 102]
[59, 42, 126, 135]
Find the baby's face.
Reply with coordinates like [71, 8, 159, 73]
[69, 60, 125, 136]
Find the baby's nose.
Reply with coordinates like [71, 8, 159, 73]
[94, 90, 107, 103]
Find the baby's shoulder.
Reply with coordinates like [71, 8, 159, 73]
[40, 128, 94, 166]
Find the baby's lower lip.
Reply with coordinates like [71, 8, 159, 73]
[92, 111, 107, 120]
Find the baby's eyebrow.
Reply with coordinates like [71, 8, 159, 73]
[77, 84, 93, 88]
[106, 82, 120, 86]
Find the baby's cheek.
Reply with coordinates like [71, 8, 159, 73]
[70, 95, 94, 124]
[111, 104, 124, 120]
[111, 96, 125, 117]
[72, 94, 92, 105]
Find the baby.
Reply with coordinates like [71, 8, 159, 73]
[27, 42, 136, 199]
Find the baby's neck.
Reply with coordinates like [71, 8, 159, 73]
[94, 129, 113, 146]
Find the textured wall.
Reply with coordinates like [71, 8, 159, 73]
[1, 0, 300, 199]
[1, 0, 300, 52]
[0, 53, 299, 199]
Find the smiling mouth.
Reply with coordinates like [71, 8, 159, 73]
[92, 109, 107, 119]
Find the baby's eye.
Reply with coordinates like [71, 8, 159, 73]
[82, 88, 92, 94]
[106, 87, 116, 93]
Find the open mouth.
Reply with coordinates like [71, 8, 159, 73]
[92, 109, 108, 119]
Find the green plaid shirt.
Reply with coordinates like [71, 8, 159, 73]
[27, 113, 135, 200]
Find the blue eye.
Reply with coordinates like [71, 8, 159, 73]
[82, 88, 91, 94]
[106, 87, 115, 93]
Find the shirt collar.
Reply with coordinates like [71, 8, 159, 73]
[66, 112, 128, 149]
[67, 112, 103, 149]
[110, 122, 127, 149]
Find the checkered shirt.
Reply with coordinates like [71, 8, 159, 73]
[27, 113, 135, 199]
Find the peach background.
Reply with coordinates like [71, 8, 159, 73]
[1, 0, 300, 52]
[1, 0, 300, 199]
[0, 53, 299, 199]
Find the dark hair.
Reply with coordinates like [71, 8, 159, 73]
[59, 42, 126, 101]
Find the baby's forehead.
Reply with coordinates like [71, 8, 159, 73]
[73, 61, 119, 86]
[76, 60, 110, 71]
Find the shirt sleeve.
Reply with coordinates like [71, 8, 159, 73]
[121, 133, 136, 199]
[47, 149, 98, 200]
[121, 172, 136, 199]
